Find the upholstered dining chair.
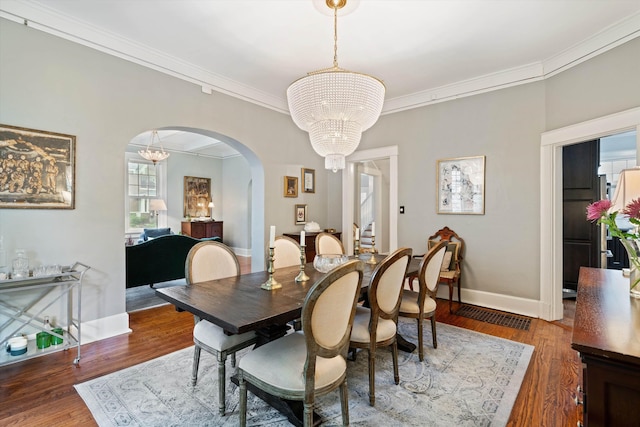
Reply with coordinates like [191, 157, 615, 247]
[238, 260, 364, 427]
[349, 247, 413, 406]
[408, 227, 465, 313]
[399, 240, 447, 361]
[185, 241, 258, 415]
[273, 235, 302, 269]
[315, 231, 345, 255]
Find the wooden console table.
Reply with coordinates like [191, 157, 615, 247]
[181, 220, 223, 240]
[283, 231, 342, 263]
[571, 267, 640, 426]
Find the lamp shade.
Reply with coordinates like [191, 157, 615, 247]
[610, 168, 640, 213]
[149, 199, 167, 212]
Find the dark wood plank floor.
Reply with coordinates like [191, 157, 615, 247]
[0, 257, 580, 426]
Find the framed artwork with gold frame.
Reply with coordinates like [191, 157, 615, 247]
[0, 124, 76, 209]
[284, 176, 298, 197]
[295, 204, 307, 225]
[302, 167, 315, 193]
[183, 176, 211, 218]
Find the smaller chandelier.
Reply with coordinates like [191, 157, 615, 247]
[287, 0, 385, 172]
[138, 130, 170, 165]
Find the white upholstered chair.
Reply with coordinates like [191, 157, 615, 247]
[349, 247, 412, 406]
[238, 260, 364, 427]
[185, 241, 257, 415]
[399, 240, 447, 361]
[315, 232, 345, 255]
[273, 235, 302, 269]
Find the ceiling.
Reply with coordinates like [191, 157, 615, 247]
[2, 0, 640, 158]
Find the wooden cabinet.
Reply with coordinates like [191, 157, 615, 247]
[181, 221, 223, 240]
[572, 267, 640, 426]
[283, 231, 342, 263]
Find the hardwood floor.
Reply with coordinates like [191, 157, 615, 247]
[0, 264, 581, 426]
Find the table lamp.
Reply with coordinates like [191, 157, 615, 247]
[208, 201, 215, 220]
[150, 199, 167, 228]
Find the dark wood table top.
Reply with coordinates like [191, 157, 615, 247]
[156, 254, 420, 335]
[571, 267, 640, 366]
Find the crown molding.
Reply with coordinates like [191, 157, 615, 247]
[1, 1, 639, 116]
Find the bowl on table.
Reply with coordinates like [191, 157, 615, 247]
[313, 254, 349, 273]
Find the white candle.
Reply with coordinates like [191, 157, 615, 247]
[371, 222, 375, 237]
[269, 225, 276, 248]
[300, 230, 305, 245]
[355, 227, 360, 240]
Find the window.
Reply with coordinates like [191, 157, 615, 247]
[125, 153, 166, 233]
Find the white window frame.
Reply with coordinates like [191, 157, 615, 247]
[124, 152, 167, 234]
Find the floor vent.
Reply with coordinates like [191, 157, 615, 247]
[455, 305, 531, 331]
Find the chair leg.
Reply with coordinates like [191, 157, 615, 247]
[217, 352, 227, 415]
[448, 281, 454, 313]
[304, 401, 314, 427]
[368, 348, 376, 406]
[191, 345, 202, 386]
[340, 379, 350, 425]
[417, 318, 424, 362]
[457, 278, 462, 305]
[430, 316, 438, 349]
[392, 340, 399, 385]
[239, 374, 247, 427]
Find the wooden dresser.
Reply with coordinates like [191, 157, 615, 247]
[283, 231, 342, 263]
[181, 220, 223, 240]
[571, 267, 640, 427]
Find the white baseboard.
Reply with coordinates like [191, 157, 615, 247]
[78, 312, 132, 344]
[435, 286, 542, 318]
[231, 247, 251, 257]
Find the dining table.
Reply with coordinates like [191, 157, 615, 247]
[155, 253, 420, 426]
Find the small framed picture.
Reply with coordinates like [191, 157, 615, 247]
[436, 155, 485, 214]
[295, 204, 307, 225]
[284, 176, 298, 198]
[302, 168, 315, 193]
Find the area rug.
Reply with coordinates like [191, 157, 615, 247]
[75, 320, 533, 426]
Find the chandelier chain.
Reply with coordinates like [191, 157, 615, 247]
[333, 4, 338, 68]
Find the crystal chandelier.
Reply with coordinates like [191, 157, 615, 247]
[138, 130, 170, 165]
[287, 0, 385, 172]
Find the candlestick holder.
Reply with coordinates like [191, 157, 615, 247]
[354, 238, 360, 256]
[295, 245, 309, 282]
[261, 247, 281, 290]
[366, 236, 378, 265]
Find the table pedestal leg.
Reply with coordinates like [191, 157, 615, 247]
[396, 333, 417, 353]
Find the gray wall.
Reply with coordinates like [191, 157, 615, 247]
[1, 16, 639, 337]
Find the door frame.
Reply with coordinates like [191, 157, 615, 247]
[540, 107, 640, 321]
[342, 146, 398, 256]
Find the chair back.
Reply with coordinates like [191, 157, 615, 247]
[273, 236, 301, 269]
[427, 227, 464, 273]
[302, 260, 363, 375]
[419, 241, 448, 296]
[368, 248, 413, 320]
[315, 232, 345, 255]
[185, 241, 240, 284]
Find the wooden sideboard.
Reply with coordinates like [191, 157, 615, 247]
[181, 220, 223, 240]
[283, 231, 342, 263]
[571, 267, 640, 427]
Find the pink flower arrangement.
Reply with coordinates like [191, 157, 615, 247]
[586, 198, 640, 240]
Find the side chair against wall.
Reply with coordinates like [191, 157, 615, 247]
[273, 235, 302, 269]
[238, 260, 364, 427]
[185, 241, 258, 415]
[408, 226, 465, 313]
[315, 231, 345, 255]
[399, 241, 448, 362]
[348, 247, 413, 406]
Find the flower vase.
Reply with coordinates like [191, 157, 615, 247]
[619, 238, 640, 299]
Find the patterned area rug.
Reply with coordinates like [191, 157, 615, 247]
[75, 320, 533, 426]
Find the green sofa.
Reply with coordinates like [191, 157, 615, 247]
[125, 234, 222, 288]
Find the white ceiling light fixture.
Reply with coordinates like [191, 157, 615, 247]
[287, 0, 385, 172]
[139, 130, 170, 165]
